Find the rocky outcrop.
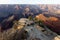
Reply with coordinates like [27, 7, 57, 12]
[36, 14, 60, 34]
[36, 14, 47, 21]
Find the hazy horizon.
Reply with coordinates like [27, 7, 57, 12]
[0, 0, 60, 4]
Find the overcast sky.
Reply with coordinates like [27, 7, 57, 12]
[0, 0, 60, 4]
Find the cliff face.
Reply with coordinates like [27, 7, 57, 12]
[36, 14, 59, 22]
[36, 14, 60, 34]
[48, 17, 58, 21]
